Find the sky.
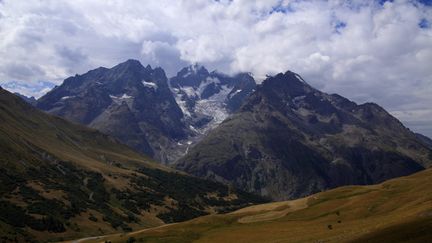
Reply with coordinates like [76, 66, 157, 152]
[0, 0, 431, 137]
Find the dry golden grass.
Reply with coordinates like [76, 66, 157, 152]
[75, 168, 432, 243]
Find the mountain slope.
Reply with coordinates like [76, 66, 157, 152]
[0, 88, 266, 242]
[416, 133, 432, 150]
[75, 167, 432, 243]
[14, 92, 37, 105]
[36, 59, 186, 163]
[176, 71, 432, 200]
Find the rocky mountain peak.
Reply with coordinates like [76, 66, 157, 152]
[188, 63, 210, 76]
[171, 64, 210, 88]
[13, 92, 37, 105]
[113, 59, 145, 70]
[241, 71, 315, 114]
[260, 71, 314, 98]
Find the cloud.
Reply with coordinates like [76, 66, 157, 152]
[0, 0, 431, 136]
[141, 40, 189, 76]
[1, 81, 55, 98]
[0, 62, 45, 81]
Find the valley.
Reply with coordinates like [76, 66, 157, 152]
[71, 168, 432, 243]
[1, 61, 431, 242]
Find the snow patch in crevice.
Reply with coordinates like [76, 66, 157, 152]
[109, 93, 134, 108]
[295, 74, 307, 84]
[182, 72, 191, 78]
[182, 87, 197, 98]
[229, 89, 242, 98]
[292, 95, 306, 103]
[189, 125, 199, 133]
[175, 94, 191, 117]
[120, 94, 132, 99]
[142, 80, 158, 90]
[109, 93, 133, 100]
[60, 96, 74, 100]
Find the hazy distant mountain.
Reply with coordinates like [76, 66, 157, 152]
[0, 87, 265, 242]
[37, 59, 187, 163]
[14, 92, 37, 105]
[176, 71, 432, 200]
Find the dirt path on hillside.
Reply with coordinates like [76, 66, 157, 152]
[235, 197, 309, 223]
[68, 223, 177, 243]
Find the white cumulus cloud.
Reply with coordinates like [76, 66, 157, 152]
[0, 0, 431, 136]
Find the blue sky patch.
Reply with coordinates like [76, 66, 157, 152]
[1, 80, 55, 98]
[417, 0, 432, 6]
[419, 18, 430, 28]
[270, 2, 294, 14]
[378, 0, 394, 5]
[334, 21, 347, 33]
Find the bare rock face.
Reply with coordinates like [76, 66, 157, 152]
[176, 71, 432, 200]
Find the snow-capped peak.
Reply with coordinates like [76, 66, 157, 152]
[295, 74, 307, 84]
[182, 64, 208, 78]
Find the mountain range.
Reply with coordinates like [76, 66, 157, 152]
[37, 60, 255, 164]
[34, 61, 432, 200]
[175, 71, 432, 200]
[3, 59, 432, 241]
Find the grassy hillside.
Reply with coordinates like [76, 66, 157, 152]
[78, 167, 432, 243]
[0, 88, 266, 242]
